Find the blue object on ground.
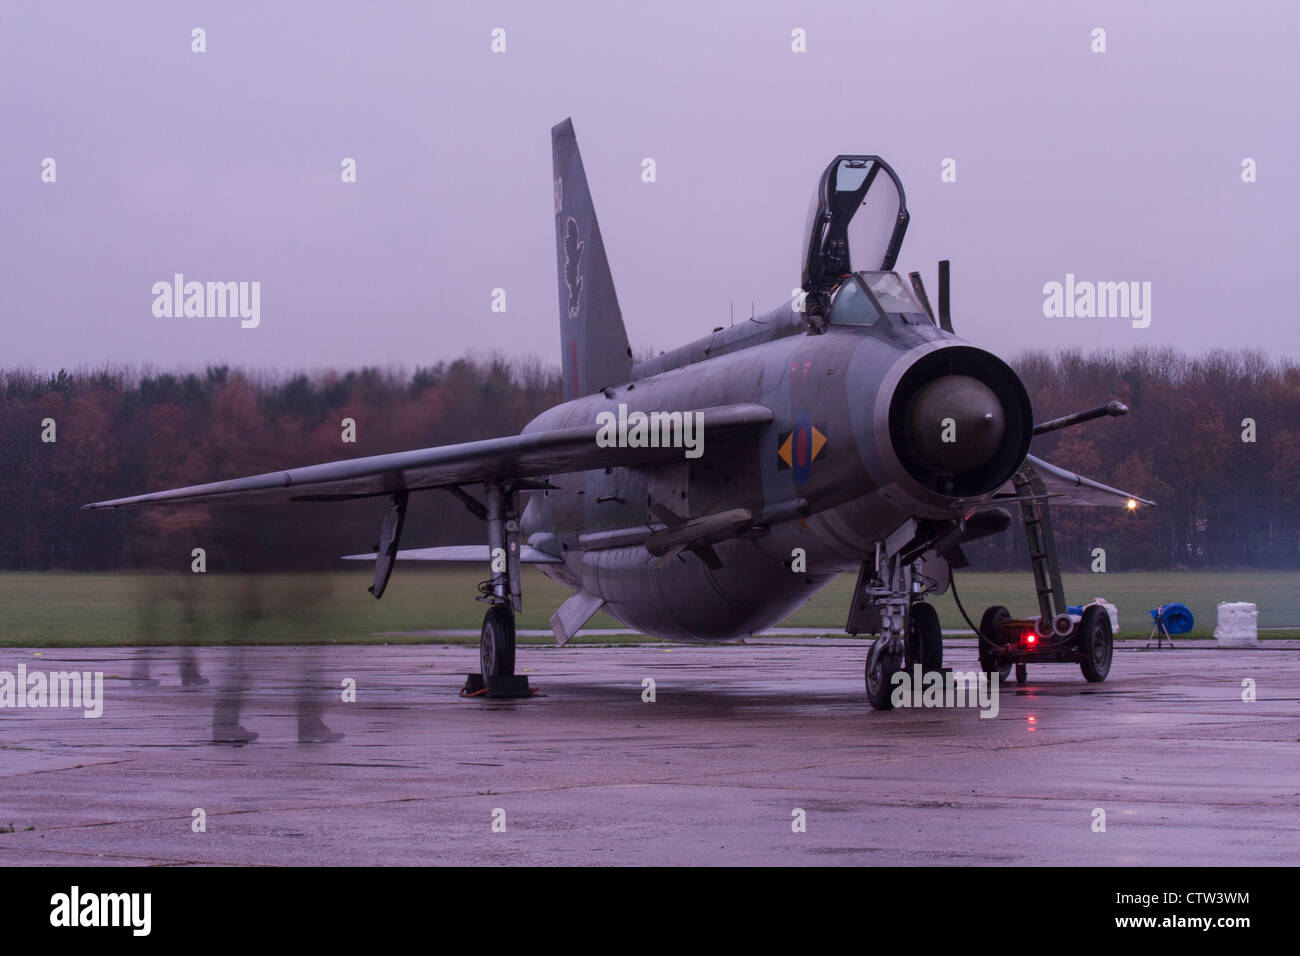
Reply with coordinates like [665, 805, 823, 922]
[1150, 602, 1195, 634]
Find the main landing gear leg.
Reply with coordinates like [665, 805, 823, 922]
[463, 480, 532, 699]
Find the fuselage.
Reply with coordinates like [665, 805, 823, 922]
[519, 290, 1032, 641]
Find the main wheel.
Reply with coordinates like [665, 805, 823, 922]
[480, 603, 516, 677]
[978, 605, 1014, 683]
[865, 636, 903, 711]
[1077, 605, 1113, 682]
[910, 602, 943, 674]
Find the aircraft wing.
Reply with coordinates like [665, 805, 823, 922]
[341, 545, 563, 564]
[83, 403, 773, 509]
[992, 454, 1155, 508]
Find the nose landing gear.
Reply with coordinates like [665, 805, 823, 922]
[856, 529, 947, 710]
[864, 600, 945, 710]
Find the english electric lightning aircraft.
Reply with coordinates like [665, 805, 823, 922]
[87, 119, 1151, 708]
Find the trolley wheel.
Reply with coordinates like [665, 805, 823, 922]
[1015, 662, 1028, 684]
[978, 605, 1014, 682]
[480, 603, 516, 677]
[1077, 605, 1113, 682]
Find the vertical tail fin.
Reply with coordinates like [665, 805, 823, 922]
[552, 118, 633, 398]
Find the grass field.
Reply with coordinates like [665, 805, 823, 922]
[0, 568, 1296, 647]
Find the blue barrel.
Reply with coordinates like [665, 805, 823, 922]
[1150, 603, 1194, 635]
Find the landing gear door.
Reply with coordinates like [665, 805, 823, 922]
[801, 156, 909, 295]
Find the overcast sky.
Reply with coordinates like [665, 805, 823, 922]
[3, 0, 1297, 374]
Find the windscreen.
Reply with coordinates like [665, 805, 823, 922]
[829, 276, 880, 326]
[863, 271, 921, 313]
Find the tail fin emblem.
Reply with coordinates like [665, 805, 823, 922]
[563, 216, 584, 321]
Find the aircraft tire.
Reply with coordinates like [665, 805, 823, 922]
[1077, 605, 1113, 682]
[480, 603, 516, 677]
[910, 602, 943, 673]
[865, 637, 902, 710]
[1015, 662, 1028, 684]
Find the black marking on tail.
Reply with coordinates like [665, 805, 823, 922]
[563, 216, 583, 322]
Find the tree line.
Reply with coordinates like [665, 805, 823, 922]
[1, 348, 1297, 572]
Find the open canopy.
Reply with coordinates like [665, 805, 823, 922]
[802, 156, 909, 294]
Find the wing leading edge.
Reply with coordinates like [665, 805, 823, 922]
[993, 454, 1156, 508]
[341, 545, 563, 564]
[83, 403, 774, 510]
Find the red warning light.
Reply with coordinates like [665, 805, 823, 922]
[1024, 633, 1037, 645]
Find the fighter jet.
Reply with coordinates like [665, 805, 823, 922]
[87, 119, 1151, 708]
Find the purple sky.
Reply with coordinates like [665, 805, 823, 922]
[3, 0, 1298, 373]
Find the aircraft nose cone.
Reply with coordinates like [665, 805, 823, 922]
[907, 374, 1006, 472]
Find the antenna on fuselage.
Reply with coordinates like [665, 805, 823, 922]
[937, 259, 954, 333]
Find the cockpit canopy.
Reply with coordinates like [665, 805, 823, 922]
[802, 156, 909, 294]
[828, 271, 929, 327]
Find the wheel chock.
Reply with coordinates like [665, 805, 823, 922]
[461, 673, 532, 699]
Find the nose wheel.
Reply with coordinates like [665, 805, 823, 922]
[865, 601, 943, 710]
[909, 601, 943, 674]
[865, 637, 903, 710]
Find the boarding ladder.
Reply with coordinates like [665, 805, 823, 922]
[1012, 463, 1068, 631]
